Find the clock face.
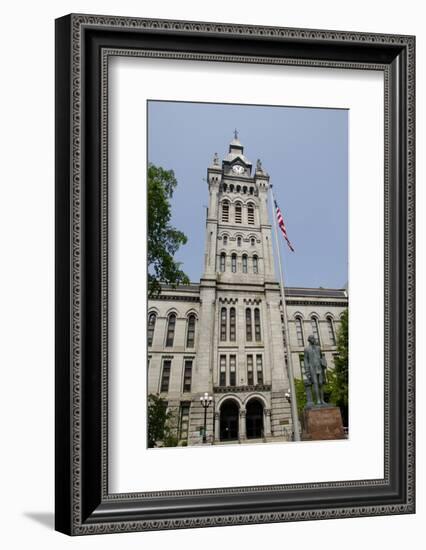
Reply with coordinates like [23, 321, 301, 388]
[232, 164, 244, 175]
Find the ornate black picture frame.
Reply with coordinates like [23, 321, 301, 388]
[55, 13, 415, 535]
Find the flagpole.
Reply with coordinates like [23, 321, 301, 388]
[270, 185, 301, 442]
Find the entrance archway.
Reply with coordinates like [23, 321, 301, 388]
[219, 400, 239, 441]
[246, 399, 264, 439]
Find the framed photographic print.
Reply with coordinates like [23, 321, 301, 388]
[55, 14, 415, 535]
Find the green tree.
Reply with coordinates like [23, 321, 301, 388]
[329, 308, 349, 425]
[147, 394, 178, 448]
[148, 164, 190, 297]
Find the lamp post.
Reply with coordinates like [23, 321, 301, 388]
[285, 388, 291, 403]
[200, 392, 213, 443]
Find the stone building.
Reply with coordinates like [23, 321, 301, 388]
[147, 135, 348, 446]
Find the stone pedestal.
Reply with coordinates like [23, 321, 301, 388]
[302, 406, 345, 441]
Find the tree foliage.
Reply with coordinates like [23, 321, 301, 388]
[147, 394, 178, 448]
[148, 163, 190, 297]
[330, 308, 349, 424]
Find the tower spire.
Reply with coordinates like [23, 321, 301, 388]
[234, 128, 239, 140]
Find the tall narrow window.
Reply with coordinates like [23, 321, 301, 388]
[183, 360, 193, 392]
[186, 314, 196, 348]
[251, 237, 255, 246]
[222, 200, 229, 222]
[295, 316, 304, 346]
[253, 255, 258, 273]
[160, 360, 171, 392]
[165, 314, 176, 347]
[247, 203, 255, 224]
[231, 253, 237, 273]
[256, 355, 263, 385]
[237, 236, 242, 247]
[147, 313, 156, 347]
[242, 254, 248, 273]
[229, 307, 236, 341]
[220, 307, 227, 341]
[254, 308, 261, 342]
[311, 316, 320, 345]
[235, 202, 242, 223]
[327, 316, 336, 345]
[223, 235, 228, 246]
[179, 402, 190, 442]
[219, 355, 226, 386]
[247, 355, 254, 385]
[246, 308, 253, 341]
[229, 355, 236, 386]
[220, 252, 226, 272]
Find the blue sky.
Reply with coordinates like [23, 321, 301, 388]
[148, 101, 348, 288]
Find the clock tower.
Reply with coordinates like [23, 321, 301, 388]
[190, 132, 292, 443]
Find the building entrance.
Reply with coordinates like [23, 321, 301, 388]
[246, 399, 264, 439]
[219, 400, 239, 441]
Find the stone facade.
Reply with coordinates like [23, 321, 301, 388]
[148, 136, 348, 446]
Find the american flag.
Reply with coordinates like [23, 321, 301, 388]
[274, 200, 294, 252]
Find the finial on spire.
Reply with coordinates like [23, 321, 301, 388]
[256, 158, 263, 172]
[234, 128, 239, 140]
[213, 152, 219, 166]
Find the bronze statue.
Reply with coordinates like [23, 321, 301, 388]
[303, 335, 328, 407]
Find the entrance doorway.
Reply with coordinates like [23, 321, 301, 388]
[246, 399, 264, 439]
[219, 400, 239, 441]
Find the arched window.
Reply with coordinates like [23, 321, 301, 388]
[254, 308, 261, 341]
[186, 314, 196, 348]
[253, 255, 259, 274]
[327, 316, 336, 345]
[220, 252, 226, 272]
[235, 202, 242, 223]
[147, 313, 156, 347]
[165, 314, 176, 347]
[242, 254, 248, 273]
[221, 200, 229, 222]
[310, 316, 320, 345]
[251, 237, 255, 246]
[231, 253, 237, 273]
[246, 308, 253, 341]
[229, 307, 236, 341]
[295, 316, 304, 347]
[237, 236, 242, 247]
[247, 203, 255, 224]
[223, 235, 228, 246]
[220, 307, 227, 341]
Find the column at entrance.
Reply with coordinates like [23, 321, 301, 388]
[214, 412, 220, 443]
[239, 409, 246, 441]
[264, 408, 272, 437]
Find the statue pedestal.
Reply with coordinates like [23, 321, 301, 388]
[302, 406, 345, 441]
